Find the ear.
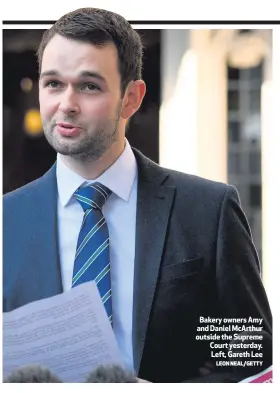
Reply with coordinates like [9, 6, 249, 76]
[120, 80, 146, 120]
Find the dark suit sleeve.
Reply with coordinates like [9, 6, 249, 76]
[216, 185, 272, 333]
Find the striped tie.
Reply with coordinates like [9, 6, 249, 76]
[72, 182, 113, 324]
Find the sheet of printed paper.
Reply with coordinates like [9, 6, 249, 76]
[3, 281, 123, 382]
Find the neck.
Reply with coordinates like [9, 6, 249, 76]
[60, 139, 126, 180]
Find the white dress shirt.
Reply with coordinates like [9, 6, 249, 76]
[56, 139, 137, 371]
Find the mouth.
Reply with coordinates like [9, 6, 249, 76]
[55, 122, 82, 137]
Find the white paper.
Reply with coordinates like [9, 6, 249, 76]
[3, 281, 123, 382]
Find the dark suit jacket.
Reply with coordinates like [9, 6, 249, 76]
[3, 148, 272, 382]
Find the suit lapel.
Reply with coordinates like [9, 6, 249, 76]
[132, 149, 175, 373]
[29, 164, 63, 298]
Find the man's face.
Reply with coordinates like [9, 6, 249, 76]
[39, 34, 123, 161]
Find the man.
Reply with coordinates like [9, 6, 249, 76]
[3, 8, 272, 383]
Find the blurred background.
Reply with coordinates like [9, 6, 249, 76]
[2, 28, 273, 295]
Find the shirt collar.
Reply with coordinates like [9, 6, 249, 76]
[56, 139, 137, 207]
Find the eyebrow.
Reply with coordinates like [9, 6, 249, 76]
[40, 70, 107, 83]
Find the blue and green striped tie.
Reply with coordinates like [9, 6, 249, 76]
[72, 182, 113, 324]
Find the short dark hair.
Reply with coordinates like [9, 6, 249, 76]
[36, 7, 144, 96]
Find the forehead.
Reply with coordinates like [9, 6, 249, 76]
[41, 34, 119, 79]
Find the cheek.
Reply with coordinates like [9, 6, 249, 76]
[39, 92, 57, 119]
[83, 96, 117, 119]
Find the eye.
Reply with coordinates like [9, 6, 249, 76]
[82, 83, 101, 91]
[45, 80, 61, 88]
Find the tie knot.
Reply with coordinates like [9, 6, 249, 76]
[74, 182, 112, 212]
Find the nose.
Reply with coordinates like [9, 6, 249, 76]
[58, 87, 80, 115]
